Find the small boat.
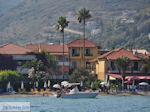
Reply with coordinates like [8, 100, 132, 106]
[60, 92, 99, 98]
[56, 83, 99, 98]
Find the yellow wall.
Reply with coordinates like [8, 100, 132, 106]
[69, 47, 99, 68]
[96, 60, 106, 81]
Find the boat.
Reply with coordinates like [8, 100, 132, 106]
[60, 92, 99, 98]
[56, 83, 99, 98]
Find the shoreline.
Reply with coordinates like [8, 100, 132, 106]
[0, 91, 150, 97]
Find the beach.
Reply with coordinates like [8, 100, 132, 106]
[1, 91, 150, 97]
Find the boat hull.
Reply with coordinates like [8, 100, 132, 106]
[60, 92, 99, 98]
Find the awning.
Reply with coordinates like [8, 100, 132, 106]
[107, 73, 122, 79]
[107, 74, 150, 80]
[124, 80, 132, 84]
[126, 76, 150, 80]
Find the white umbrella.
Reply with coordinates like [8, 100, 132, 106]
[91, 82, 94, 88]
[80, 81, 83, 87]
[61, 81, 69, 86]
[100, 82, 107, 85]
[21, 81, 24, 89]
[7, 81, 11, 91]
[44, 81, 47, 88]
[53, 84, 60, 89]
[36, 81, 38, 88]
[48, 80, 50, 87]
[64, 83, 70, 87]
[139, 82, 149, 86]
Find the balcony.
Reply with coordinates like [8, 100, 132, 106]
[84, 54, 93, 56]
[72, 54, 80, 57]
[58, 62, 69, 66]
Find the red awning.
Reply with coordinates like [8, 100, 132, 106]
[107, 73, 122, 79]
[124, 80, 132, 83]
[125, 76, 150, 80]
[107, 74, 150, 80]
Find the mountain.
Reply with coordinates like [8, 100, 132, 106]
[0, 0, 150, 51]
[0, 0, 23, 15]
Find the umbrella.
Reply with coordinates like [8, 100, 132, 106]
[80, 81, 83, 87]
[61, 81, 69, 86]
[7, 81, 11, 91]
[139, 82, 149, 86]
[53, 84, 60, 89]
[100, 82, 107, 85]
[21, 81, 24, 89]
[36, 81, 38, 88]
[48, 80, 50, 87]
[44, 81, 47, 88]
[91, 82, 94, 88]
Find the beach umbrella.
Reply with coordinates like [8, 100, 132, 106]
[91, 82, 94, 88]
[48, 80, 50, 87]
[44, 81, 47, 88]
[61, 81, 69, 86]
[7, 81, 11, 91]
[36, 81, 38, 88]
[100, 82, 107, 85]
[64, 83, 70, 87]
[139, 82, 149, 86]
[53, 84, 60, 89]
[21, 81, 24, 89]
[80, 81, 83, 87]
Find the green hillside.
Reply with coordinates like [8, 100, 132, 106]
[0, 0, 150, 51]
[0, 0, 23, 15]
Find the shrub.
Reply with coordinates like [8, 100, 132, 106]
[0, 70, 23, 91]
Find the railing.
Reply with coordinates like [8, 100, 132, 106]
[72, 54, 80, 57]
[84, 54, 93, 56]
[58, 62, 69, 66]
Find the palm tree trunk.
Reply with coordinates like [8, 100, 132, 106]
[62, 32, 64, 80]
[83, 19, 85, 68]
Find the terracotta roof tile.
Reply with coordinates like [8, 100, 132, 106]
[0, 43, 32, 55]
[90, 48, 140, 62]
[26, 44, 68, 55]
[67, 39, 99, 48]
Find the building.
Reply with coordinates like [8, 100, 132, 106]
[0, 43, 35, 75]
[26, 44, 69, 79]
[90, 48, 150, 81]
[67, 39, 100, 69]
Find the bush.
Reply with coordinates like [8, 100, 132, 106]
[0, 70, 23, 91]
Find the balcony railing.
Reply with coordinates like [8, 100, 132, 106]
[84, 54, 93, 56]
[72, 54, 80, 57]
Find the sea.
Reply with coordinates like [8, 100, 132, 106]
[0, 96, 150, 112]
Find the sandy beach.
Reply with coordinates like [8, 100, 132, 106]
[0, 91, 150, 97]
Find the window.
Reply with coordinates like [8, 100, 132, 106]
[58, 56, 63, 61]
[72, 61, 77, 69]
[110, 61, 115, 70]
[86, 62, 90, 69]
[72, 48, 77, 56]
[134, 61, 138, 71]
[85, 48, 92, 56]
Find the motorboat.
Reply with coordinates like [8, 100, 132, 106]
[56, 83, 99, 98]
[60, 91, 99, 98]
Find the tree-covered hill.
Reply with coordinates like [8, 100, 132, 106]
[0, 0, 23, 15]
[0, 0, 149, 51]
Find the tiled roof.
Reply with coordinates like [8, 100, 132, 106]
[90, 48, 140, 62]
[26, 44, 68, 55]
[0, 43, 32, 55]
[67, 39, 99, 48]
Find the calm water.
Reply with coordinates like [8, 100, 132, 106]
[0, 96, 150, 112]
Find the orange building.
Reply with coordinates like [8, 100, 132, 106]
[26, 44, 69, 79]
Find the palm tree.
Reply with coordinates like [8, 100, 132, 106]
[78, 8, 91, 68]
[116, 57, 131, 89]
[56, 16, 69, 80]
